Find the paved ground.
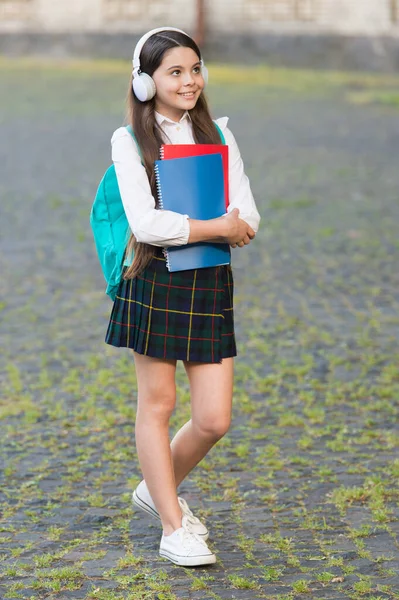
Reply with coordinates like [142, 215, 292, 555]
[1, 61, 399, 599]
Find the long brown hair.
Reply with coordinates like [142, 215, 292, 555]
[123, 30, 221, 280]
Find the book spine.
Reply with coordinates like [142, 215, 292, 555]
[154, 163, 164, 209]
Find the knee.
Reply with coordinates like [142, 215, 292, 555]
[137, 384, 176, 421]
[193, 414, 231, 441]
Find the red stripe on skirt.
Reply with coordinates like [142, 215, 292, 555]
[108, 320, 234, 341]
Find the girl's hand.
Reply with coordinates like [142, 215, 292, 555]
[230, 234, 252, 248]
[222, 208, 255, 247]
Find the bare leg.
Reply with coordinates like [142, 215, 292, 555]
[133, 351, 182, 536]
[170, 357, 234, 488]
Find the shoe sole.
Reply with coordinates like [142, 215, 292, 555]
[159, 548, 216, 567]
[132, 489, 210, 541]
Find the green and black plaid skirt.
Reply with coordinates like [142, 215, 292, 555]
[105, 248, 236, 363]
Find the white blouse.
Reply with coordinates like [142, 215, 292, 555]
[111, 110, 261, 247]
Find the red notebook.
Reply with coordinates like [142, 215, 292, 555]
[160, 144, 229, 209]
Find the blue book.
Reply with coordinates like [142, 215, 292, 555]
[154, 153, 231, 272]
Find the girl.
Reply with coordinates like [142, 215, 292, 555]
[105, 27, 261, 567]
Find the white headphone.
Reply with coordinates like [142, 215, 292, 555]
[132, 26, 209, 102]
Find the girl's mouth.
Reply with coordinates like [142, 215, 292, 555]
[178, 92, 196, 99]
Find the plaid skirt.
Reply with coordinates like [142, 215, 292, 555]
[105, 248, 236, 363]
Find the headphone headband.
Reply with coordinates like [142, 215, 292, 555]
[132, 27, 190, 75]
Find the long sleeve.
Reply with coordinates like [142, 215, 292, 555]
[215, 119, 261, 233]
[111, 127, 190, 247]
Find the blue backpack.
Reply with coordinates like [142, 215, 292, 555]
[90, 122, 226, 301]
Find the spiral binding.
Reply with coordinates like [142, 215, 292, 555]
[159, 146, 165, 160]
[162, 247, 171, 270]
[154, 163, 164, 209]
[154, 163, 171, 271]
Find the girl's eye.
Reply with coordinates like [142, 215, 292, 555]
[171, 67, 201, 76]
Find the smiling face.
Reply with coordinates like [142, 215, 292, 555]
[151, 46, 205, 122]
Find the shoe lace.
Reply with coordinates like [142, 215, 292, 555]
[181, 515, 207, 548]
[178, 497, 201, 525]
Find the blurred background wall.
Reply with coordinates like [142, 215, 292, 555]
[1, 0, 399, 71]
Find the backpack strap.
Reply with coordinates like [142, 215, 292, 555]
[213, 121, 226, 145]
[125, 124, 144, 163]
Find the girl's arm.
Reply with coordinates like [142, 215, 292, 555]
[112, 127, 191, 247]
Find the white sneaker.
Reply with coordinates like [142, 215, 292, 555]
[132, 480, 209, 540]
[159, 515, 216, 567]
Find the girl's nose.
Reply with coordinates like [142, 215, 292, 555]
[182, 71, 195, 85]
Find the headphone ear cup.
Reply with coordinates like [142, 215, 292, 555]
[132, 72, 156, 102]
[201, 63, 209, 86]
